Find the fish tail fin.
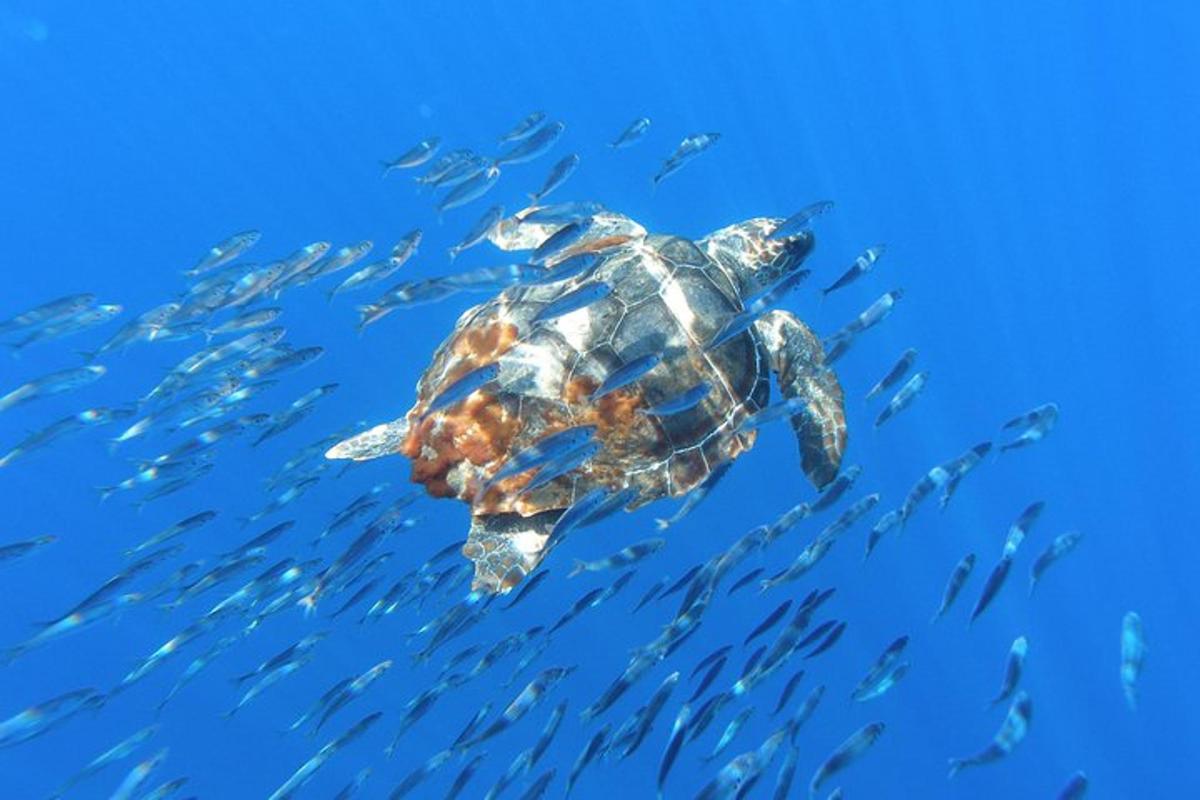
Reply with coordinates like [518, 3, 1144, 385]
[96, 486, 116, 503]
[654, 518, 670, 531]
[325, 287, 338, 304]
[77, 350, 97, 362]
[355, 306, 378, 334]
[947, 759, 965, 779]
[297, 591, 319, 616]
[567, 560, 587, 578]
[1027, 578, 1037, 597]
[0, 452, 14, 469]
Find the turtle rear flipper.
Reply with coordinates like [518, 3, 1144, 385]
[325, 418, 410, 461]
[463, 511, 560, 594]
[754, 310, 847, 489]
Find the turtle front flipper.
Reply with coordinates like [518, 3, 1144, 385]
[463, 510, 560, 594]
[325, 418, 410, 461]
[754, 310, 847, 489]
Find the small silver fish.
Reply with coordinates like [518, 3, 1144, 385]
[382, 137, 441, 173]
[449, 206, 504, 261]
[769, 201, 835, 239]
[988, 636, 1028, 707]
[529, 153, 580, 203]
[0, 365, 106, 413]
[864, 348, 917, 402]
[809, 722, 885, 798]
[438, 166, 501, 214]
[569, 538, 666, 577]
[874, 370, 928, 428]
[1121, 611, 1146, 710]
[1029, 531, 1083, 595]
[496, 121, 565, 165]
[821, 245, 886, 297]
[609, 117, 651, 149]
[500, 111, 548, 143]
[653, 132, 720, 186]
[947, 692, 1032, 778]
[532, 282, 612, 325]
[184, 230, 261, 277]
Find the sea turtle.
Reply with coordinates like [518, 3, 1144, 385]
[327, 207, 847, 593]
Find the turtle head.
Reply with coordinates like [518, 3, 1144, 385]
[698, 218, 814, 297]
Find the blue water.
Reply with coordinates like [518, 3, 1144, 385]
[2, 2, 1197, 798]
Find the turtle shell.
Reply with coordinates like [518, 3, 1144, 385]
[400, 230, 771, 518]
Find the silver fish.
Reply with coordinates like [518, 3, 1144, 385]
[569, 538, 666, 577]
[947, 692, 1032, 778]
[1121, 611, 1146, 710]
[1001, 401, 1060, 451]
[500, 111, 547, 143]
[640, 381, 711, 417]
[108, 747, 168, 800]
[438, 165, 501, 214]
[653, 132, 720, 186]
[609, 117, 651, 149]
[809, 722, 885, 798]
[656, 704, 690, 798]
[382, 136, 441, 173]
[449, 206, 504, 261]
[1029, 531, 1083, 595]
[0, 365, 106, 413]
[864, 348, 917, 401]
[0, 688, 105, 748]
[496, 121, 565, 165]
[593, 352, 663, 400]
[184, 230, 260, 277]
[424, 362, 500, 416]
[932, 553, 976, 622]
[567, 723, 610, 797]
[49, 723, 159, 799]
[532, 281, 612, 325]
[530, 217, 595, 265]
[1057, 771, 1089, 799]
[851, 636, 910, 702]
[265, 712, 382, 800]
[0, 293, 96, 334]
[480, 424, 598, 496]
[0, 405, 133, 468]
[707, 268, 811, 350]
[821, 244, 886, 296]
[849, 289, 904, 334]
[769, 201, 835, 239]
[989, 636, 1028, 707]
[529, 153, 580, 202]
[874, 370, 929, 428]
[7, 304, 122, 351]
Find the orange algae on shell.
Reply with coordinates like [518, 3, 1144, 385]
[402, 321, 522, 499]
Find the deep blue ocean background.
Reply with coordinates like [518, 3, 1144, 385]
[2, 2, 1197, 798]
